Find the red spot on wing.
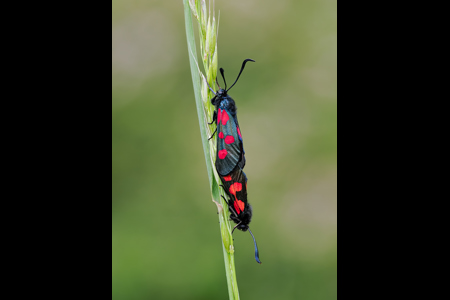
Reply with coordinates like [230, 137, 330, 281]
[223, 175, 232, 181]
[236, 200, 245, 212]
[229, 182, 242, 195]
[237, 126, 242, 138]
[234, 201, 241, 214]
[225, 135, 235, 144]
[218, 149, 228, 159]
[229, 182, 244, 214]
[217, 109, 221, 124]
[219, 132, 224, 139]
[221, 110, 229, 125]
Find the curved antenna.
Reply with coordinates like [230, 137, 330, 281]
[216, 77, 221, 89]
[248, 228, 261, 264]
[220, 68, 227, 90]
[226, 59, 255, 92]
[203, 76, 217, 95]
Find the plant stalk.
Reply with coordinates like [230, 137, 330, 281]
[183, 1, 240, 299]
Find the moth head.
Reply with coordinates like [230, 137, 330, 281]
[238, 223, 249, 231]
[217, 88, 227, 97]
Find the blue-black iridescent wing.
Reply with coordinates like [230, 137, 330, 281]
[215, 107, 244, 176]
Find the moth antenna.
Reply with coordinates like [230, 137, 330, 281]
[220, 68, 227, 90]
[248, 228, 261, 264]
[216, 77, 221, 89]
[203, 76, 216, 95]
[226, 59, 255, 92]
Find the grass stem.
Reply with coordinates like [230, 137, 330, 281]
[183, 1, 240, 299]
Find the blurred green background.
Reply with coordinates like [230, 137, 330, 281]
[112, 0, 336, 299]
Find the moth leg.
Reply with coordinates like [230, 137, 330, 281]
[208, 128, 217, 140]
[208, 111, 217, 125]
[220, 195, 231, 206]
[232, 222, 242, 234]
[221, 195, 239, 218]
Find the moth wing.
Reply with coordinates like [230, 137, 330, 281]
[220, 167, 248, 216]
[232, 168, 248, 205]
[234, 117, 246, 170]
[215, 108, 243, 176]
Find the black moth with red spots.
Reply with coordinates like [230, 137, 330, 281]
[207, 59, 261, 264]
[219, 166, 261, 264]
[208, 59, 255, 176]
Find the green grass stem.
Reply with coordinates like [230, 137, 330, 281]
[183, 0, 240, 299]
